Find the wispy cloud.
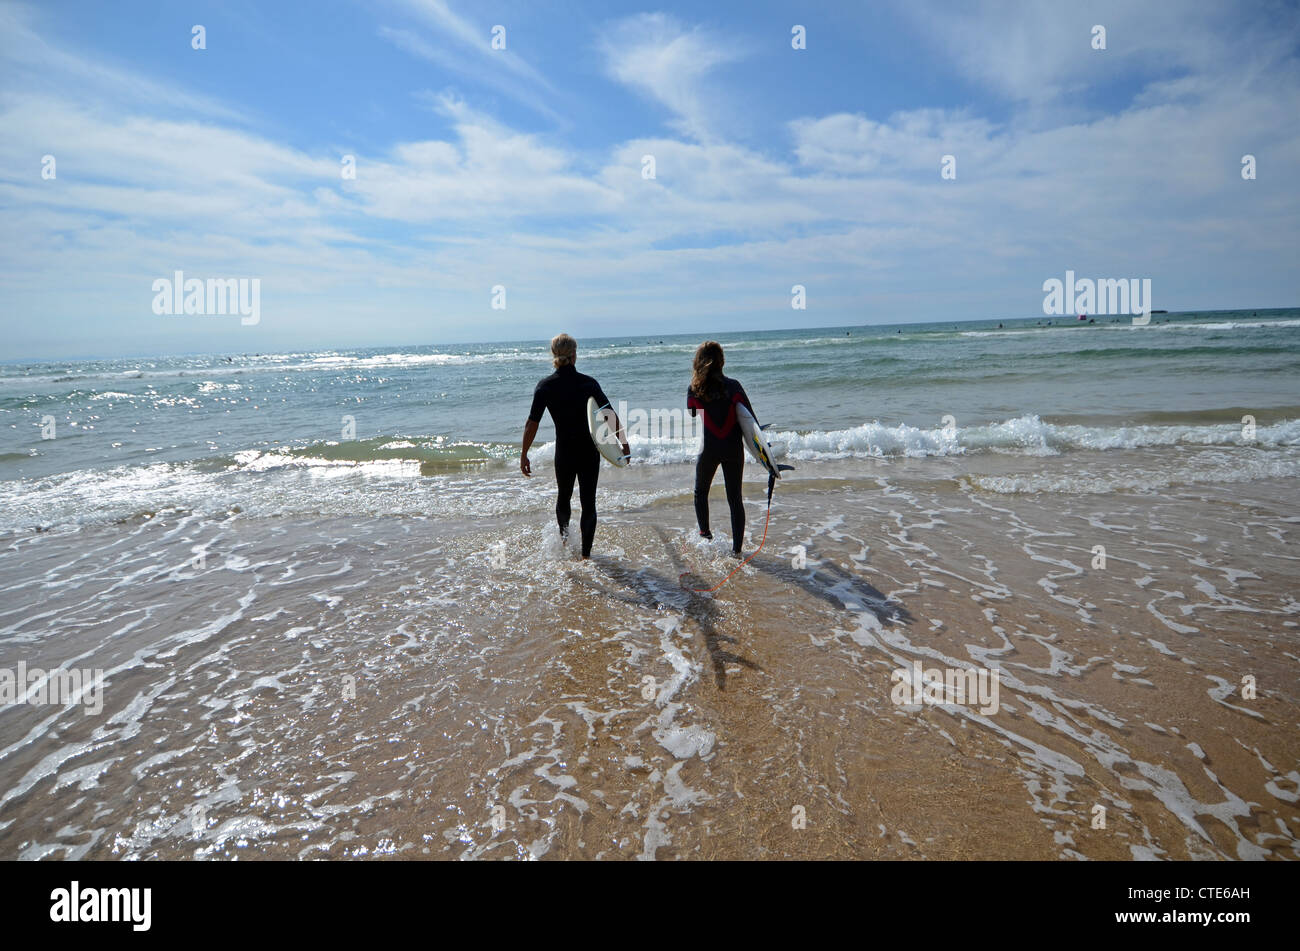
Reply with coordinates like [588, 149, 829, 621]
[379, 0, 562, 122]
[598, 13, 747, 142]
[0, 3, 245, 122]
[1, 1, 1297, 356]
[790, 110, 1001, 176]
[893, 0, 1300, 107]
[347, 94, 619, 222]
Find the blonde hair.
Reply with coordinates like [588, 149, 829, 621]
[551, 333, 577, 369]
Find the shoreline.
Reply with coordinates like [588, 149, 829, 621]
[1, 470, 1295, 859]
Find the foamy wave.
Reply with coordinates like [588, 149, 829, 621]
[305, 351, 548, 370]
[526, 414, 1300, 465]
[771, 416, 1300, 461]
[229, 449, 422, 477]
[0, 458, 561, 531]
[960, 318, 1300, 338]
[1151, 319, 1300, 331]
[970, 452, 1300, 495]
[4, 416, 1297, 532]
[782, 423, 961, 459]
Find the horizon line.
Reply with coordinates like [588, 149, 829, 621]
[3, 306, 1296, 366]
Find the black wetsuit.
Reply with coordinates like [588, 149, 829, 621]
[687, 377, 754, 553]
[529, 365, 610, 557]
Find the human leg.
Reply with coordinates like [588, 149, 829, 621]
[554, 455, 577, 538]
[719, 451, 746, 553]
[576, 454, 600, 557]
[694, 451, 721, 538]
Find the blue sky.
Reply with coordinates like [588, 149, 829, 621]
[1, 0, 1298, 358]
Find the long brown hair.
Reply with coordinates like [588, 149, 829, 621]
[690, 341, 726, 402]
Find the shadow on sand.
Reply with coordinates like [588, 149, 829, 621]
[579, 532, 760, 690]
[577, 531, 912, 690]
[749, 544, 916, 629]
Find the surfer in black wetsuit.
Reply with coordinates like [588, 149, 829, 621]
[687, 341, 755, 555]
[520, 334, 628, 559]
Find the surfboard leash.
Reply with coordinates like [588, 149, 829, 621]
[679, 470, 780, 593]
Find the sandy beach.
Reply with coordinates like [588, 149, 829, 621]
[2, 445, 1295, 860]
[3, 0, 1299, 904]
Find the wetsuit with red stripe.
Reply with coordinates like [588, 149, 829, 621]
[687, 377, 754, 553]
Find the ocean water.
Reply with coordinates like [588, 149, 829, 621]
[2, 309, 1298, 530]
[1, 310, 1298, 860]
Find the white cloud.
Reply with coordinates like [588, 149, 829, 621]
[0, 3, 245, 122]
[344, 96, 619, 221]
[598, 13, 746, 142]
[790, 110, 1001, 175]
[1, 3, 1297, 356]
[380, 1, 562, 121]
[893, 0, 1299, 107]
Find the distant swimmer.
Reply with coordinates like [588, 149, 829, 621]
[520, 334, 628, 559]
[687, 341, 756, 556]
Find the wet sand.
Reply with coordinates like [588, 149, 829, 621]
[0, 458, 1296, 860]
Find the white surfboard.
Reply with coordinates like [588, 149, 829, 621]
[587, 397, 629, 467]
[736, 404, 781, 479]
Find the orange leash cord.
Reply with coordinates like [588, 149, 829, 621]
[679, 473, 776, 593]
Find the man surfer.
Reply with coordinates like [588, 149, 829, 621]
[520, 334, 629, 559]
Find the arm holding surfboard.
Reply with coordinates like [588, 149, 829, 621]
[520, 386, 629, 476]
[587, 398, 631, 467]
[729, 383, 792, 478]
[522, 334, 626, 558]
